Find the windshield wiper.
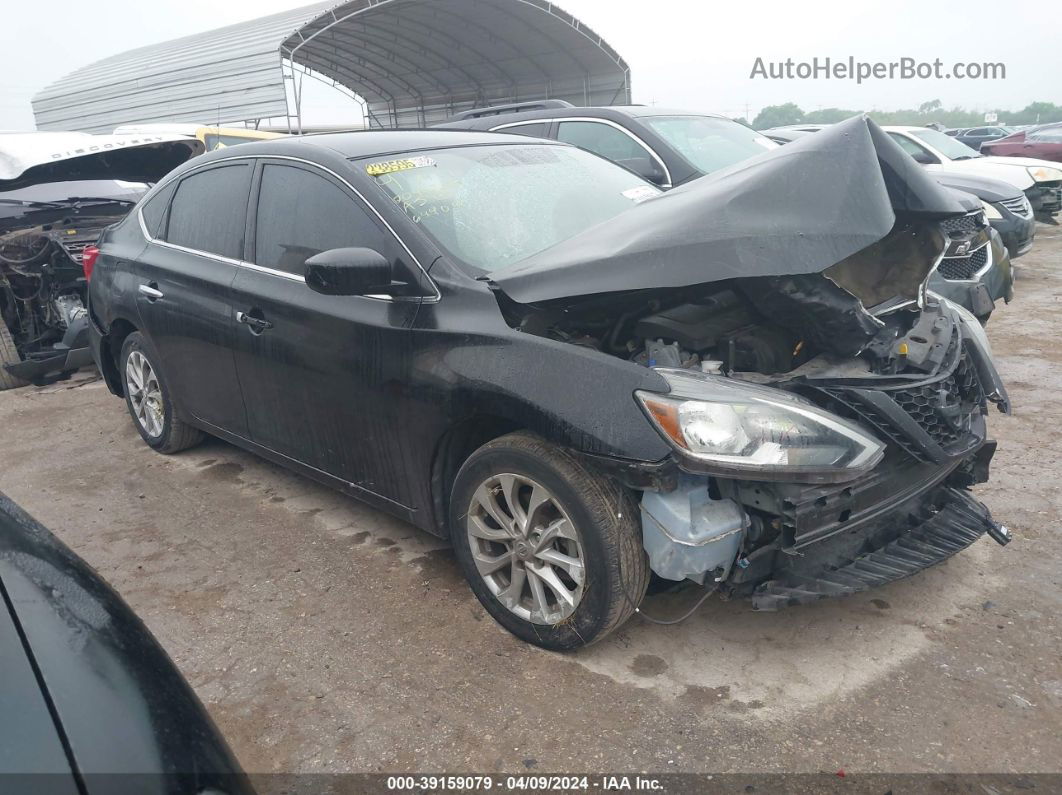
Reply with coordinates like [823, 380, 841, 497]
[0, 198, 66, 208]
[951, 155, 980, 161]
[64, 196, 139, 206]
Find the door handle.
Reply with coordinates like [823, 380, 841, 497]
[138, 283, 163, 301]
[236, 310, 273, 333]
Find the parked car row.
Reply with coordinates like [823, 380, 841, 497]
[980, 123, 1062, 162]
[943, 126, 1016, 150]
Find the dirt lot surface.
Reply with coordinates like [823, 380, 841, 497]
[2, 224, 1061, 777]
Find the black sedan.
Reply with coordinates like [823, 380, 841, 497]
[0, 492, 251, 793]
[88, 122, 1011, 650]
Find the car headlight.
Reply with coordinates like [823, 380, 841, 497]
[635, 369, 885, 482]
[982, 200, 1002, 220]
[1028, 166, 1062, 182]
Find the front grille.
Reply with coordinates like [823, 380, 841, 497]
[938, 243, 989, 280]
[816, 337, 985, 463]
[999, 195, 1032, 217]
[940, 213, 981, 235]
[889, 352, 983, 448]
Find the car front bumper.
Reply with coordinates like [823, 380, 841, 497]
[927, 228, 1013, 318]
[1, 314, 93, 384]
[992, 212, 1037, 259]
[1028, 183, 1062, 216]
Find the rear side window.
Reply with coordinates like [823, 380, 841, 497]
[254, 164, 387, 276]
[495, 122, 550, 138]
[165, 164, 251, 259]
[556, 121, 652, 163]
[139, 181, 176, 238]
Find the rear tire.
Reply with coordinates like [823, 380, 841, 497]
[449, 431, 649, 650]
[120, 331, 204, 453]
[0, 321, 28, 391]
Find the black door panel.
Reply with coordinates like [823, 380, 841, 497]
[230, 272, 419, 498]
[133, 162, 252, 436]
[231, 160, 424, 503]
[134, 245, 246, 435]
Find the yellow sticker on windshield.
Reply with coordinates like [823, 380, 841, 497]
[365, 156, 436, 177]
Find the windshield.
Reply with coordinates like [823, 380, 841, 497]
[1030, 125, 1062, 143]
[641, 115, 777, 174]
[363, 144, 661, 271]
[910, 129, 982, 160]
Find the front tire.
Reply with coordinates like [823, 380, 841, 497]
[120, 331, 203, 453]
[449, 432, 649, 650]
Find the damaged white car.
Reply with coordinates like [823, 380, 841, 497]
[0, 132, 201, 388]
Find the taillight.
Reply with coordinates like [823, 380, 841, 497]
[81, 245, 100, 281]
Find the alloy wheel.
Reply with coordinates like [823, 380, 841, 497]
[125, 350, 164, 438]
[466, 473, 586, 625]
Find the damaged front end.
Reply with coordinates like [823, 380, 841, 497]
[0, 133, 203, 387]
[491, 115, 1012, 610]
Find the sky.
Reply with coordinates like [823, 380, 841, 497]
[2, 0, 1059, 130]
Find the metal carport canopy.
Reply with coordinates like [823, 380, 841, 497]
[32, 0, 631, 133]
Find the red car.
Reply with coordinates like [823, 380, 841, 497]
[982, 124, 1062, 162]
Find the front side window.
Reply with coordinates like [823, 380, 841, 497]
[910, 129, 982, 160]
[165, 164, 251, 259]
[364, 144, 660, 271]
[641, 115, 777, 175]
[254, 164, 387, 276]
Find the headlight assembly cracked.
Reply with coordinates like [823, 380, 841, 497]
[1028, 165, 1062, 183]
[636, 368, 885, 482]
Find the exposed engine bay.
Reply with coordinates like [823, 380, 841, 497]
[0, 215, 109, 386]
[0, 131, 204, 389]
[496, 217, 1011, 609]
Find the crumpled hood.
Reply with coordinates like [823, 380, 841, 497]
[490, 115, 967, 304]
[0, 132, 204, 190]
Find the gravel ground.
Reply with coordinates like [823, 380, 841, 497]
[1, 223, 1060, 777]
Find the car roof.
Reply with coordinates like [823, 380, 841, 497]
[188, 128, 563, 163]
[436, 105, 728, 130]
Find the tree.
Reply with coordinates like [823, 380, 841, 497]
[752, 103, 804, 130]
[1009, 102, 1062, 125]
[918, 99, 943, 115]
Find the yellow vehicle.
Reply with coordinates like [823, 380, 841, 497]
[112, 124, 284, 151]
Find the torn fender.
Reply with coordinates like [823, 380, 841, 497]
[489, 115, 966, 304]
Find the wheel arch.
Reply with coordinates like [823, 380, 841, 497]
[99, 316, 140, 396]
[429, 414, 523, 540]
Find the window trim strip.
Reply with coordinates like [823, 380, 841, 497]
[137, 153, 440, 302]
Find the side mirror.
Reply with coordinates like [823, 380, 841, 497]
[304, 248, 393, 296]
[910, 149, 938, 165]
[620, 157, 667, 186]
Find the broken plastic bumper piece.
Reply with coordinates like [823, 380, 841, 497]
[751, 488, 1001, 611]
